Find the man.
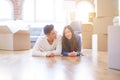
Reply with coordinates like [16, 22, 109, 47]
[32, 24, 62, 57]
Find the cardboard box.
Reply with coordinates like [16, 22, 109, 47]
[93, 17, 113, 34]
[95, 0, 118, 17]
[82, 32, 92, 49]
[0, 25, 30, 50]
[98, 33, 108, 51]
[82, 24, 93, 49]
[82, 24, 93, 32]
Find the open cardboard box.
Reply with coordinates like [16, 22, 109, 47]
[0, 25, 30, 50]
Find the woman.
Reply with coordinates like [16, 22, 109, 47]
[62, 25, 81, 56]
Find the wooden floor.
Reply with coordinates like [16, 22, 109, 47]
[0, 49, 120, 80]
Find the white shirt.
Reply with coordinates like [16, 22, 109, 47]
[32, 34, 62, 56]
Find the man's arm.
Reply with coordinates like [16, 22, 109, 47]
[32, 37, 50, 57]
[51, 35, 62, 56]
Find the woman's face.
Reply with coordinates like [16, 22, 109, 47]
[64, 28, 72, 40]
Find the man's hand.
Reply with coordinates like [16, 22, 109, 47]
[39, 49, 44, 52]
[46, 53, 55, 57]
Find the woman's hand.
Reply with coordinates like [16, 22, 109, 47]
[68, 51, 77, 57]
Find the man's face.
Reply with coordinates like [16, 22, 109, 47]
[47, 29, 56, 40]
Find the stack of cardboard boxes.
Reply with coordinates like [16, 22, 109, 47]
[93, 0, 118, 51]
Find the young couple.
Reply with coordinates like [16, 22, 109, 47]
[32, 24, 81, 57]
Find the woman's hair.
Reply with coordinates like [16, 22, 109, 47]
[44, 24, 54, 35]
[62, 25, 80, 52]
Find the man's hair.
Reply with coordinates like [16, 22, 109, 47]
[44, 24, 54, 35]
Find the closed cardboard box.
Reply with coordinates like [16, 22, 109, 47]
[95, 0, 118, 17]
[0, 25, 30, 50]
[93, 17, 113, 34]
[98, 33, 108, 51]
[82, 24, 93, 49]
[82, 24, 93, 32]
[82, 32, 92, 49]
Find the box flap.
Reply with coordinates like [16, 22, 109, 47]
[0, 20, 29, 34]
[7, 20, 28, 33]
[14, 30, 30, 34]
[0, 25, 12, 34]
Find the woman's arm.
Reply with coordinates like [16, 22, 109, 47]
[62, 51, 80, 56]
[76, 51, 81, 56]
[61, 51, 69, 56]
